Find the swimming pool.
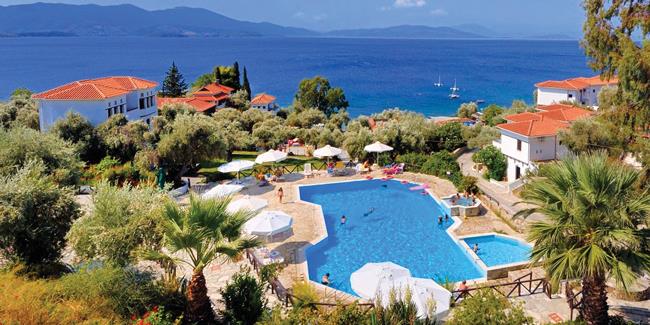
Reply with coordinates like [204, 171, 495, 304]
[300, 179, 485, 296]
[462, 235, 531, 267]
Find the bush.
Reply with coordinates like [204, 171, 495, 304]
[220, 267, 267, 325]
[421, 151, 463, 186]
[458, 176, 479, 194]
[291, 281, 320, 309]
[472, 146, 507, 181]
[96, 156, 121, 172]
[0, 161, 80, 274]
[131, 306, 179, 325]
[396, 152, 429, 172]
[0, 272, 120, 324]
[447, 288, 533, 325]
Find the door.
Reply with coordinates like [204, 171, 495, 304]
[515, 166, 521, 180]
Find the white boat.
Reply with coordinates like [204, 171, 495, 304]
[450, 79, 460, 92]
[449, 91, 460, 99]
[433, 75, 443, 87]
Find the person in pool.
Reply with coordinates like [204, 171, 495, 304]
[445, 214, 450, 222]
[473, 243, 479, 253]
[437, 216, 443, 225]
[340, 215, 347, 225]
[321, 273, 330, 285]
[363, 207, 375, 216]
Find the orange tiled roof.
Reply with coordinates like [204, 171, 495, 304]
[504, 112, 542, 123]
[251, 93, 276, 105]
[33, 76, 157, 100]
[497, 119, 569, 137]
[538, 107, 593, 122]
[157, 97, 216, 112]
[535, 75, 617, 90]
[536, 104, 576, 112]
[198, 83, 234, 95]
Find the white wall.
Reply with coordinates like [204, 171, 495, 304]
[537, 87, 578, 105]
[38, 87, 158, 131]
[500, 131, 530, 164]
[528, 136, 558, 162]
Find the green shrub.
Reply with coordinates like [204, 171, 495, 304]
[472, 146, 507, 181]
[421, 151, 463, 187]
[396, 152, 429, 172]
[291, 281, 320, 309]
[96, 156, 121, 172]
[447, 288, 533, 325]
[131, 306, 180, 325]
[220, 267, 267, 325]
[458, 176, 479, 194]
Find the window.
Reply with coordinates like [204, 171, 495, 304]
[107, 109, 112, 118]
[139, 98, 145, 109]
[568, 94, 573, 99]
[516, 139, 522, 151]
[119, 105, 124, 114]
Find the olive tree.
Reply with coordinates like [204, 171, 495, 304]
[49, 112, 105, 163]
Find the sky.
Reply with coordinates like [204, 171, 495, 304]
[2, 0, 587, 36]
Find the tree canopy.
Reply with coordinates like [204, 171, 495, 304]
[295, 76, 349, 116]
[160, 62, 188, 98]
[49, 112, 105, 163]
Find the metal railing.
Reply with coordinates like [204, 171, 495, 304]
[566, 281, 583, 321]
[452, 272, 552, 303]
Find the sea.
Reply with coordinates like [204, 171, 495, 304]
[0, 37, 594, 117]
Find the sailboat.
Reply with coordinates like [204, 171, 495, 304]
[449, 79, 460, 99]
[433, 75, 443, 87]
[450, 79, 460, 92]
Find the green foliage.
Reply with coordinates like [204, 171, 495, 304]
[517, 152, 650, 324]
[472, 145, 507, 181]
[434, 122, 466, 151]
[447, 288, 532, 325]
[242, 67, 252, 101]
[290, 281, 320, 309]
[157, 113, 226, 180]
[67, 182, 166, 267]
[259, 263, 284, 285]
[481, 104, 505, 126]
[96, 155, 121, 172]
[160, 62, 188, 98]
[0, 88, 39, 130]
[252, 117, 289, 150]
[458, 176, 479, 194]
[286, 108, 327, 128]
[371, 110, 437, 156]
[457, 102, 477, 118]
[97, 115, 150, 162]
[295, 76, 349, 116]
[463, 124, 500, 149]
[230, 89, 251, 111]
[49, 112, 105, 163]
[132, 306, 179, 325]
[371, 288, 438, 325]
[0, 126, 83, 186]
[220, 267, 267, 325]
[396, 152, 430, 172]
[193, 65, 241, 90]
[558, 118, 625, 156]
[54, 266, 184, 320]
[583, 0, 650, 131]
[421, 151, 462, 186]
[0, 161, 80, 274]
[342, 121, 373, 160]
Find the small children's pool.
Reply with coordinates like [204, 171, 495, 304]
[444, 197, 474, 207]
[462, 235, 531, 267]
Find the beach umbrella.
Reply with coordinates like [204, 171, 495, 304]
[217, 160, 255, 180]
[364, 141, 394, 163]
[376, 277, 452, 318]
[313, 145, 343, 163]
[350, 262, 411, 299]
[255, 149, 288, 164]
[201, 184, 243, 199]
[244, 210, 293, 237]
[337, 150, 351, 162]
[227, 196, 268, 213]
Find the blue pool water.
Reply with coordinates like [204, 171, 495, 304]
[444, 197, 475, 207]
[301, 179, 484, 295]
[462, 235, 531, 267]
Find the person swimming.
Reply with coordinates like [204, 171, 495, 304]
[438, 216, 443, 225]
[445, 214, 450, 222]
[473, 243, 479, 253]
[363, 207, 376, 216]
[381, 184, 388, 188]
[321, 273, 330, 285]
[340, 215, 347, 225]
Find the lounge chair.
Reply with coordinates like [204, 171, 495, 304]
[303, 163, 315, 178]
[333, 162, 348, 176]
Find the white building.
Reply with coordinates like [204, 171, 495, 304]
[251, 93, 279, 112]
[535, 75, 617, 107]
[493, 105, 593, 183]
[34, 76, 158, 131]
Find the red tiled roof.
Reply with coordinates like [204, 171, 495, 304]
[33, 76, 157, 100]
[251, 93, 276, 105]
[535, 75, 618, 90]
[157, 97, 216, 112]
[536, 104, 576, 111]
[497, 119, 569, 137]
[504, 112, 542, 123]
[537, 107, 593, 122]
[198, 83, 234, 95]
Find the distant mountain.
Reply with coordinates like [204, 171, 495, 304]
[451, 24, 501, 38]
[526, 33, 577, 40]
[0, 3, 316, 37]
[324, 25, 484, 39]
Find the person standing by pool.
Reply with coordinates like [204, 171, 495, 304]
[340, 215, 347, 225]
[321, 273, 330, 285]
[277, 187, 284, 203]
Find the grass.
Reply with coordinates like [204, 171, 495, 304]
[197, 151, 323, 181]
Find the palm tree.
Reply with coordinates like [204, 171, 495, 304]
[516, 152, 650, 324]
[148, 195, 260, 324]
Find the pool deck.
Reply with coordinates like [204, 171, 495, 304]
[192, 170, 524, 303]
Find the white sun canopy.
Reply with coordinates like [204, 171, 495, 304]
[350, 262, 411, 299]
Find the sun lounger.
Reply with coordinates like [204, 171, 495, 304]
[303, 163, 315, 178]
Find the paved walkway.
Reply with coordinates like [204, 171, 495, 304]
[457, 150, 545, 223]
